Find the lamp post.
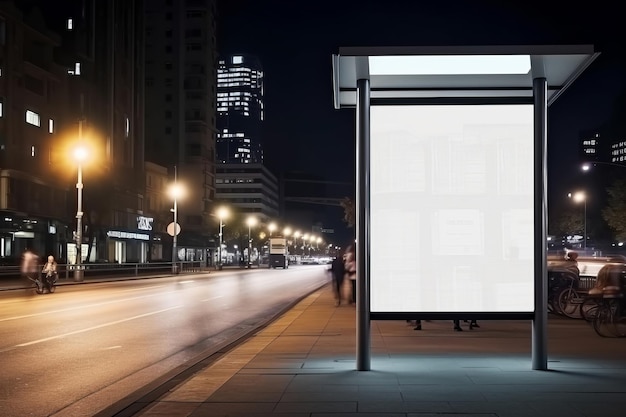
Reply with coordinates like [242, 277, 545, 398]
[169, 174, 184, 274]
[293, 230, 301, 255]
[568, 191, 587, 250]
[216, 207, 229, 270]
[246, 216, 257, 268]
[73, 145, 88, 282]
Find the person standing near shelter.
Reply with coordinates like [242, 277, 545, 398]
[329, 249, 346, 306]
[344, 244, 357, 304]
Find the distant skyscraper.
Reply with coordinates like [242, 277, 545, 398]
[216, 54, 264, 164]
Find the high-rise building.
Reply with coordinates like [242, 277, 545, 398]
[216, 54, 264, 164]
[0, 0, 147, 264]
[144, 0, 218, 260]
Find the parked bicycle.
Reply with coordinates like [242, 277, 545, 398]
[548, 269, 583, 318]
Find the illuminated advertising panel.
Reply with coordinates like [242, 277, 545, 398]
[370, 105, 534, 313]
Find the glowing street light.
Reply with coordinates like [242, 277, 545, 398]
[268, 222, 277, 237]
[246, 216, 257, 268]
[169, 173, 184, 274]
[72, 145, 88, 282]
[216, 206, 229, 270]
[568, 191, 587, 250]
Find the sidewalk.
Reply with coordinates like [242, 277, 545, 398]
[117, 284, 626, 417]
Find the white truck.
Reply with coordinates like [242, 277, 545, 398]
[269, 237, 288, 269]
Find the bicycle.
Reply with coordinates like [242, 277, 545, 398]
[548, 269, 582, 318]
[580, 293, 603, 322]
[591, 292, 626, 337]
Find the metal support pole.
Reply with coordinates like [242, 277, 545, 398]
[248, 226, 252, 268]
[356, 77, 371, 371]
[583, 200, 587, 249]
[74, 119, 84, 282]
[218, 219, 223, 270]
[532, 76, 548, 370]
[172, 166, 178, 274]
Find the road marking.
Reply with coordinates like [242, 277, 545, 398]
[200, 295, 224, 302]
[16, 306, 181, 347]
[0, 291, 178, 322]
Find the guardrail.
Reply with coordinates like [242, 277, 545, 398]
[0, 261, 208, 281]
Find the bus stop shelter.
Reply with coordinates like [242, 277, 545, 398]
[332, 45, 599, 371]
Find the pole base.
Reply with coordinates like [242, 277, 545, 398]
[73, 269, 84, 282]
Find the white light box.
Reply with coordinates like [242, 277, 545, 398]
[370, 105, 535, 313]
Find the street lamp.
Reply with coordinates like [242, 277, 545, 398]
[568, 191, 587, 250]
[169, 180, 184, 274]
[246, 216, 257, 268]
[268, 222, 277, 237]
[294, 231, 301, 255]
[73, 145, 88, 282]
[216, 206, 229, 270]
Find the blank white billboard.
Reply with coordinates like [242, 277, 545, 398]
[370, 105, 534, 313]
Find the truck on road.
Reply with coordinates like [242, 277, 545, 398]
[269, 237, 288, 269]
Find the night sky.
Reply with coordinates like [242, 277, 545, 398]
[217, 0, 626, 242]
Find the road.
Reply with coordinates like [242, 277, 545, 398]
[0, 265, 329, 417]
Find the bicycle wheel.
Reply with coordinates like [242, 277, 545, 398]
[593, 299, 620, 337]
[580, 297, 600, 322]
[557, 287, 583, 319]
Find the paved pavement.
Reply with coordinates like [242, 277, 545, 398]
[91, 282, 626, 417]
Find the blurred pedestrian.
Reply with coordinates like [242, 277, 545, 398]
[329, 250, 346, 306]
[344, 244, 357, 304]
[21, 249, 41, 289]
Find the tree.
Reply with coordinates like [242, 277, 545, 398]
[340, 197, 355, 228]
[602, 179, 626, 241]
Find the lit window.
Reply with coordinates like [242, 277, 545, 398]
[48, 119, 54, 133]
[74, 62, 81, 75]
[125, 117, 130, 137]
[26, 110, 40, 127]
[0, 101, 3, 117]
[67, 18, 73, 30]
[31, 146, 35, 157]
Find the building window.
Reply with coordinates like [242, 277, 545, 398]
[48, 119, 54, 133]
[26, 110, 40, 127]
[31, 146, 35, 157]
[0, 100, 3, 117]
[74, 62, 81, 75]
[125, 116, 130, 137]
[67, 18, 73, 30]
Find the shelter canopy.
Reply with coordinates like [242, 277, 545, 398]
[332, 45, 599, 108]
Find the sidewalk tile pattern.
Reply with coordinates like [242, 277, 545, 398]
[132, 284, 626, 417]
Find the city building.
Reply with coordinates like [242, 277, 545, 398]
[215, 163, 279, 223]
[144, 0, 218, 264]
[0, 0, 148, 265]
[51, 0, 147, 264]
[0, 2, 70, 263]
[216, 54, 264, 164]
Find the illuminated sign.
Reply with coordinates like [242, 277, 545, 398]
[107, 230, 150, 240]
[137, 216, 154, 231]
[370, 104, 534, 314]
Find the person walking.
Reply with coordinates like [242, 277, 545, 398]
[329, 250, 346, 306]
[21, 249, 41, 291]
[344, 244, 357, 304]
